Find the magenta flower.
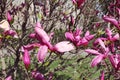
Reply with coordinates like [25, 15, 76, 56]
[85, 39, 109, 67]
[6, 12, 12, 22]
[65, 28, 82, 46]
[5, 76, 12, 80]
[54, 41, 75, 53]
[79, 30, 94, 46]
[105, 28, 119, 52]
[22, 47, 30, 69]
[65, 29, 94, 46]
[37, 45, 48, 62]
[34, 22, 53, 50]
[106, 28, 119, 41]
[103, 15, 120, 30]
[32, 71, 44, 80]
[109, 54, 120, 71]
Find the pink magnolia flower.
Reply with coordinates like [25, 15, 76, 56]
[22, 47, 30, 69]
[79, 31, 94, 46]
[37, 45, 48, 62]
[105, 28, 119, 52]
[54, 41, 75, 53]
[34, 22, 53, 50]
[65, 28, 82, 46]
[65, 29, 94, 46]
[32, 71, 44, 80]
[103, 15, 120, 30]
[109, 54, 120, 71]
[5, 76, 12, 80]
[6, 12, 12, 22]
[85, 39, 109, 67]
[100, 71, 104, 80]
[106, 28, 119, 41]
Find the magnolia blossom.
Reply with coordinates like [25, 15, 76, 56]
[65, 28, 82, 46]
[6, 12, 12, 22]
[65, 29, 94, 46]
[109, 54, 120, 71]
[79, 31, 94, 46]
[34, 22, 53, 50]
[103, 15, 120, 30]
[27, 22, 76, 62]
[105, 28, 119, 52]
[22, 47, 31, 69]
[85, 39, 109, 67]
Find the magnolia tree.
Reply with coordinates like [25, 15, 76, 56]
[0, 0, 120, 80]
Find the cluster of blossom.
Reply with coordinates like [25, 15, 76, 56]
[3, 0, 120, 80]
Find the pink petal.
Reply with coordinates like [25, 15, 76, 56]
[85, 31, 90, 37]
[109, 55, 117, 69]
[85, 34, 95, 41]
[29, 33, 36, 38]
[100, 71, 104, 80]
[98, 38, 106, 50]
[112, 33, 119, 41]
[35, 25, 50, 43]
[80, 38, 88, 45]
[85, 49, 100, 55]
[72, 0, 77, 4]
[37, 45, 48, 62]
[23, 49, 30, 69]
[91, 55, 104, 67]
[54, 41, 75, 53]
[23, 43, 41, 51]
[5, 76, 12, 80]
[6, 12, 12, 22]
[103, 15, 120, 30]
[74, 28, 82, 36]
[65, 32, 74, 41]
[106, 28, 112, 39]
